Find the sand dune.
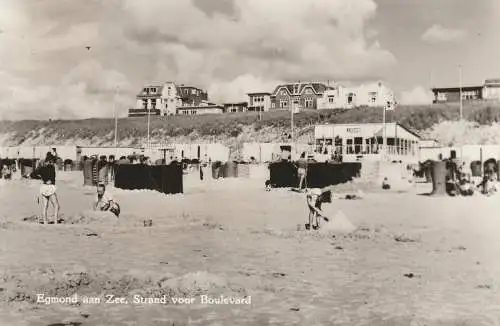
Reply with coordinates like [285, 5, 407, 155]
[0, 172, 500, 325]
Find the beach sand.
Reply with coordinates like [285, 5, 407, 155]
[0, 171, 500, 325]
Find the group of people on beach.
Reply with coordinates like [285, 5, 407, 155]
[443, 155, 499, 197]
[30, 151, 121, 224]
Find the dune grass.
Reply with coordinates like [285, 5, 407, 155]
[1, 102, 500, 146]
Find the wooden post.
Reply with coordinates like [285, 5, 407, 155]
[430, 160, 447, 195]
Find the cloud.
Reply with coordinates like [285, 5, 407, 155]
[399, 86, 433, 105]
[0, 0, 396, 119]
[0, 60, 132, 120]
[207, 74, 284, 103]
[421, 24, 467, 43]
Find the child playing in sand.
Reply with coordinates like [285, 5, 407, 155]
[94, 184, 120, 217]
[305, 186, 356, 232]
[305, 188, 330, 230]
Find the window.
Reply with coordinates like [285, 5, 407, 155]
[151, 99, 156, 109]
[280, 100, 288, 108]
[369, 92, 377, 103]
[165, 104, 168, 109]
[347, 93, 355, 104]
[271, 102, 276, 109]
[143, 88, 148, 94]
[328, 96, 335, 103]
[305, 98, 313, 108]
[142, 99, 148, 109]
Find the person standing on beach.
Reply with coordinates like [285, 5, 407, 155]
[35, 152, 60, 224]
[296, 152, 308, 191]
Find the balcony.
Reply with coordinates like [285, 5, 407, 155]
[128, 109, 161, 117]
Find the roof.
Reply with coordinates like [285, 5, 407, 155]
[247, 92, 271, 95]
[137, 84, 165, 97]
[178, 105, 223, 109]
[485, 79, 500, 85]
[315, 122, 421, 139]
[271, 82, 334, 96]
[223, 102, 248, 106]
[177, 85, 206, 91]
[432, 85, 483, 92]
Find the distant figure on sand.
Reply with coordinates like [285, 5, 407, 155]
[296, 152, 308, 191]
[479, 174, 497, 196]
[1, 164, 12, 180]
[382, 177, 391, 190]
[35, 152, 60, 224]
[94, 184, 120, 217]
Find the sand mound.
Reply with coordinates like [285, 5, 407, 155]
[65, 210, 117, 225]
[0, 269, 148, 304]
[129, 271, 246, 301]
[158, 271, 228, 295]
[1, 269, 245, 307]
[319, 211, 356, 233]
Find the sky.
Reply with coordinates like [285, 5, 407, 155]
[0, 0, 498, 120]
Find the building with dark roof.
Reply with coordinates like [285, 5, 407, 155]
[129, 82, 209, 117]
[432, 79, 500, 103]
[270, 82, 335, 111]
[431, 85, 483, 103]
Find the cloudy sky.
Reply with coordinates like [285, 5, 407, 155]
[0, 0, 498, 119]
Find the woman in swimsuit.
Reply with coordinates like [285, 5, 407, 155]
[36, 152, 60, 224]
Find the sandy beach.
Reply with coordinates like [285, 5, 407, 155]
[1, 171, 500, 325]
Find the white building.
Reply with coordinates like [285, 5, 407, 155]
[317, 81, 395, 110]
[314, 122, 421, 162]
[241, 142, 313, 162]
[483, 79, 500, 101]
[132, 82, 209, 116]
[247, 92, 272, 112]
